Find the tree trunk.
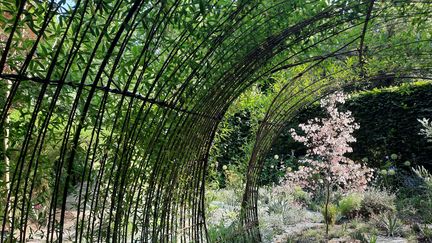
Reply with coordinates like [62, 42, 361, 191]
[325, 180, 330, 238]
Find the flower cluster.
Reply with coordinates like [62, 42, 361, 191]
[283, 92, 373, 193]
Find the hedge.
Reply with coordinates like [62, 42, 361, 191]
[270, 81, 432, 170]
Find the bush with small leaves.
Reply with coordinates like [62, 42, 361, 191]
[338, 193, 363, 219]
[321, 203, 338, 226]
[292, 186, 310, 205]
[360, 188, 396, 218]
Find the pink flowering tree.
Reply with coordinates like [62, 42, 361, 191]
[284, 92, 373, 234]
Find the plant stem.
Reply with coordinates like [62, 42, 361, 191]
[2, 79, 11, 230]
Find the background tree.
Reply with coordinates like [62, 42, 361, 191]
[284, 92, 373, 236]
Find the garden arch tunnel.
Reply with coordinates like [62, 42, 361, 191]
[0, 0, 431, 242]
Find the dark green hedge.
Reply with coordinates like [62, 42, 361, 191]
[271, 81, 432, 170]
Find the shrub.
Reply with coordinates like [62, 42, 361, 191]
[351, 231, 378, 243]
[397, 166, 432, 223]
[207, 221, 241, 242]
[417, 224, 432, 242]
[373, 212, 402, 237]
[360, 188, 396, 217]
[267, 197, 290, 215]
[224, 166, 244, 190]
[257, 186, 320, 241]
[419, 118, 432, 142]
[321, 203, 338, 226]
[338, 193, 363, 218]
[292, 186, 310, 204]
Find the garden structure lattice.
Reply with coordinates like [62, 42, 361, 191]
[1, 0, 432, 242]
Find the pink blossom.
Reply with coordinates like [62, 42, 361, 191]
[282, 92, 373, 193]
